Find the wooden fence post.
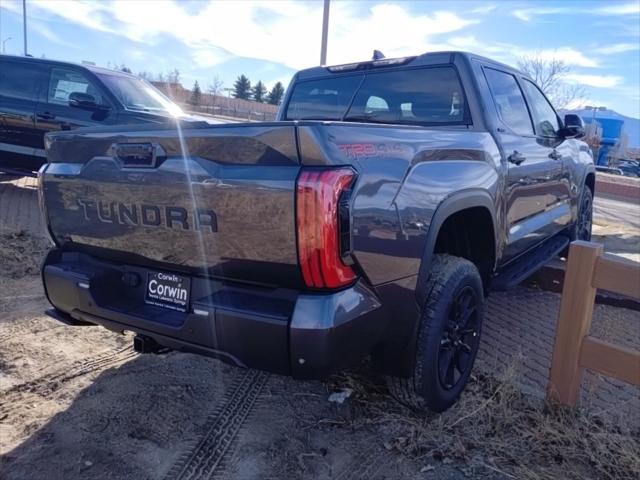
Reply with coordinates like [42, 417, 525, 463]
[547, 241, 603, 406]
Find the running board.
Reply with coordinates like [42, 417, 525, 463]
[0, 167, 37, 177]
[492, 235, 570, 291]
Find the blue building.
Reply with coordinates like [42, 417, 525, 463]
[581, 116, 625, 166]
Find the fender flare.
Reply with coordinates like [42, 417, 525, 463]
[583, 167, 596, 195]
[414, 189, 498, 306]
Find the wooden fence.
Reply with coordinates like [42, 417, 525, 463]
[547, 240, 640, 406]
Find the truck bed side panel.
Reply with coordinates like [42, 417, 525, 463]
[296, 123, 503, 285]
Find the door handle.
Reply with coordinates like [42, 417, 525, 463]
[37, 112, 56, 120]
[508, 151, 526, 165]
[549, 150, 561, 160]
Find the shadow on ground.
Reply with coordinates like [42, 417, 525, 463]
[0, 348, 464, 480]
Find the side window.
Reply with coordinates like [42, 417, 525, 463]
[364, 96, 389, 113]
[484, 68, 533, 135]
[400, 102, 413, 118]
[47, 68, 103, 105]
[0, 60, 46, 101]
[520, 80, 560, 137]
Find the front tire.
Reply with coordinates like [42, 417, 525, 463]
[575, 186, 593, 241]
[562, 186, 593, 258]
[386, 254, 484, 413]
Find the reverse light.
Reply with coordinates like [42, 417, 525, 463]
[296, 168, 356, 289]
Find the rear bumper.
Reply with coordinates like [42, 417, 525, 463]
[42, 249, 384, 378]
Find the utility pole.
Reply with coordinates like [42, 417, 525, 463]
[320, 0, 330, 66]
[22, 0, 28, 56]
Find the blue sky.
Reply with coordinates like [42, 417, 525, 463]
[1, 0, 638, 117]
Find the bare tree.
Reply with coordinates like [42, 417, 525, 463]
[207, 75, 224, 108]
[583, 122, 602, 159]
[166, 68, 181, 84]
[518, 54, 586, 110]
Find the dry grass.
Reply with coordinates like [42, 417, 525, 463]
[0, 230, 50, 279]
[326, 365, 640, 480]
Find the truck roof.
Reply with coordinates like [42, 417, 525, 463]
[0, 53, 139, 79]
[295, 50, 528, 81]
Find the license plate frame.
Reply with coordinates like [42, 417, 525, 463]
[145, 271, 191, 312]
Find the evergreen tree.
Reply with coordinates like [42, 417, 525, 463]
[267, 82, 285, 105]
[252, 80, 267, 103]
[233, 75, 251, 100]
[190, 81, 202, 106]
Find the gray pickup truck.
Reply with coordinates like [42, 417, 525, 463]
[39, 51, 595, 412]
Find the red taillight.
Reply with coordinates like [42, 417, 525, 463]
[296, 168, 356, 289]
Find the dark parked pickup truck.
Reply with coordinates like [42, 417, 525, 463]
[39, 52, 595, 412]
[0, 54, 200, 175]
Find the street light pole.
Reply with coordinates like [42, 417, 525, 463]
[320, 0, 330, 66]
[2, 37, 11, 54]
[22, 0, 27, 56]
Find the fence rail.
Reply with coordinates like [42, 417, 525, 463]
[180, 103, 278, 122]
[547, 240, 640, 406]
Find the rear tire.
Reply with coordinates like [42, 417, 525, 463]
[386, 254, 484, 412]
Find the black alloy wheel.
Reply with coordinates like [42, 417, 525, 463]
[438, 285, 480, 390]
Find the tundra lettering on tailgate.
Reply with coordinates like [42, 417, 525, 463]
[77, 199, 218, 232]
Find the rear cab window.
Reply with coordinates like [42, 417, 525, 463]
[284, 66, 469, 126]
[483, 68, 533, 136]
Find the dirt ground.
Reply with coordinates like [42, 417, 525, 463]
[1, 176, 639, 480]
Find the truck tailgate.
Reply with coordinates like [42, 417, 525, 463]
[40, 122, 303, 287]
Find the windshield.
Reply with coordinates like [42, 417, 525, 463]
[96, 73, 183, 115]
[284, 66, 468, 126]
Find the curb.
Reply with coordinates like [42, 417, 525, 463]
[595, 174, 640, 200]
[525, 265, 640, 312]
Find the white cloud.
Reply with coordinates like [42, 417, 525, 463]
[564, 74, 622, 88]
[444, 36, 511, 55]
[17, 0, 480, 70]
[594, 43, 640, 55]
[523, 48, 599, 68]
[595, 2, 640, 15]
[469, 4, 498, 15]
[30, 18, 80, 49]
[512, 7, 566, 22]
[191, 49, 230, 68]
[564, 98, 590, 110]
[513, 2, 639, 21]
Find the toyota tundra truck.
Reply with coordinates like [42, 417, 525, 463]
[38, 52, 595, 412]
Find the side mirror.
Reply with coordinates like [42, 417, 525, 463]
[562, 114, 585, 139]
[68, 92, 108, 111]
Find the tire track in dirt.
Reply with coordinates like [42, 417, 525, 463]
[333, 450, 391, 480]
[163, 369, 270, 480]
[0, 346, 136, 417]
[0, 323, 64, 343]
